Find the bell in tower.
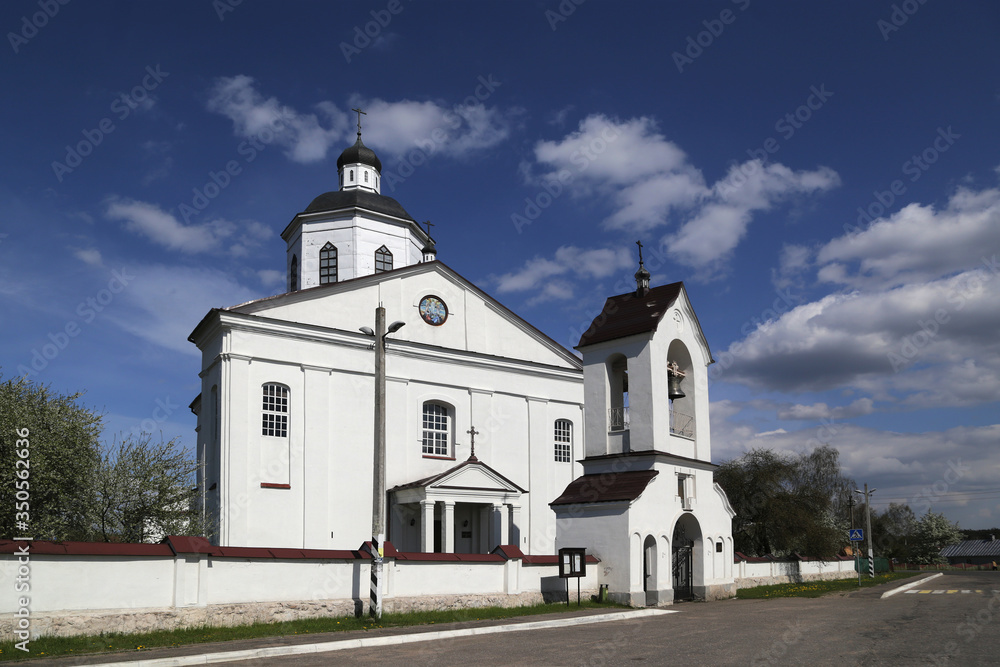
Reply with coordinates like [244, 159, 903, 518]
[667, 362, 686, 401]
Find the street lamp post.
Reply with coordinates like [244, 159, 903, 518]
[360, 306, 405, 618]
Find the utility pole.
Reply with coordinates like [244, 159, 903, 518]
[855, 484, 877, 579]
[361, 306, 405, 618]
[371, 306, 386, 617]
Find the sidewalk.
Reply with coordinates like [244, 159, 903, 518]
[15, 607, 673, 667]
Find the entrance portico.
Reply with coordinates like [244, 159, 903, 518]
[389, 458, 524, 554]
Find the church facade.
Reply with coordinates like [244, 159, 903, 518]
[189, 128, 735, 603]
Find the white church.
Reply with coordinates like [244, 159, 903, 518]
[188, 127, 736, 604]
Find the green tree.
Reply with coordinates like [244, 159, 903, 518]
[715, 445, 854, 558]
[0, 374, 101, 540]
[93, 433, 209, 543]
[871, 502, 917, 561]
[911, 510, 963, 564]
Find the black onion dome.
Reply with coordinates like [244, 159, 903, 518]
[304, 189, 415, 221]
[336, 136, 382, 173]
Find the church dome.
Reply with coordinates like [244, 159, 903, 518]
[336, 136, 382, 173]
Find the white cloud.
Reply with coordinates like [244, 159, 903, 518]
[772, 244, 812, 289]
[107, 265, 260, 355]
[73, 247, 103, 267]
[718, 269, 1000, 402]
[527, 115, 839, 273]
[105, 197, 270, 255]
[817, 186, 1000, 289]
[206, 76, 514, 166]
[492, 245, 636, 303]
[257, 269, 285, 288]
[207, 75, 348, 164]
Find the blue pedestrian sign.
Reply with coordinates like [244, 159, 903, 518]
[849, 529, 864, 541]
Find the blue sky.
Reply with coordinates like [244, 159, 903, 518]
[2, 1, 999, 529]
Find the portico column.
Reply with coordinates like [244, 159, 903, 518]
[508, 504, 521, 549]
[420, 500, 435, 553]
[491, 502, 505, 549]
[442, 501, 455, 553]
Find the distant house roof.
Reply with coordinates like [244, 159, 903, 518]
[940, 538, 1000, 559]
[550, 470, 658, 506]
[576, 282, 683, 348]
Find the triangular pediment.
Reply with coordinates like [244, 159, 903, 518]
[189, 261, 581, 371]
[430, 460, 524, 494]
[389, 458, 525, 505]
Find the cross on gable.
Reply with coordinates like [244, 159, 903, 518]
[467, 426, 480, 461]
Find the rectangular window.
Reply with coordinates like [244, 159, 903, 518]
[262, 384, 288, 437]
[554, 419, 572, 462]
[422, 404, 449, 456]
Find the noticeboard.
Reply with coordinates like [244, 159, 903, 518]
[558, 547, 586, 578]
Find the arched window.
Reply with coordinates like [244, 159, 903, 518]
[350, 169, 354, 182]
[289, 255, 298, 291]
[319, 242, 337, 285]
[375, 245, 393, 273]
[554, 419, 572, 462]
[422, 402, 450, 456]
[364, 170, 369, 183]
[667, 341, 695, 439]
[607, 354, 629, 431]
[261, 383, 289, 438]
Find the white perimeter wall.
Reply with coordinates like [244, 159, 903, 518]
[0, 553, 598, 638]
[734, 559, 857, 587]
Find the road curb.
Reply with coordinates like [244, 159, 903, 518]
[881, 572, 944, 599]
[84, 608, 676, 667]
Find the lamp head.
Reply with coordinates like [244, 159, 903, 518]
[387, 321, 406, 334]
[359, 326, 375, 336]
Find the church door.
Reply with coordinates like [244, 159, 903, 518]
[672, 523, 694, 601]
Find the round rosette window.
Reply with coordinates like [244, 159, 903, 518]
[419, 295, 448, 326]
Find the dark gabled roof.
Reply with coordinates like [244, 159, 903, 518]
[303, 188, 414, 220]
[940, 538, 1000, 558]
[576, 282, 683, 348]
[388, 457, 527, 494]
[550, 470, 658, 506]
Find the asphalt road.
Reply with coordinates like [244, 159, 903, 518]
[231, 571, 1000, 666]
[33, 571, 1000, 666]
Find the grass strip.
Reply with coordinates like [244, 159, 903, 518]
[0, 599, 626, 662]
[736, 571, 920, 599]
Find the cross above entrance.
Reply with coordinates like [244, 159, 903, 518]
[467, 426, 480, 461]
